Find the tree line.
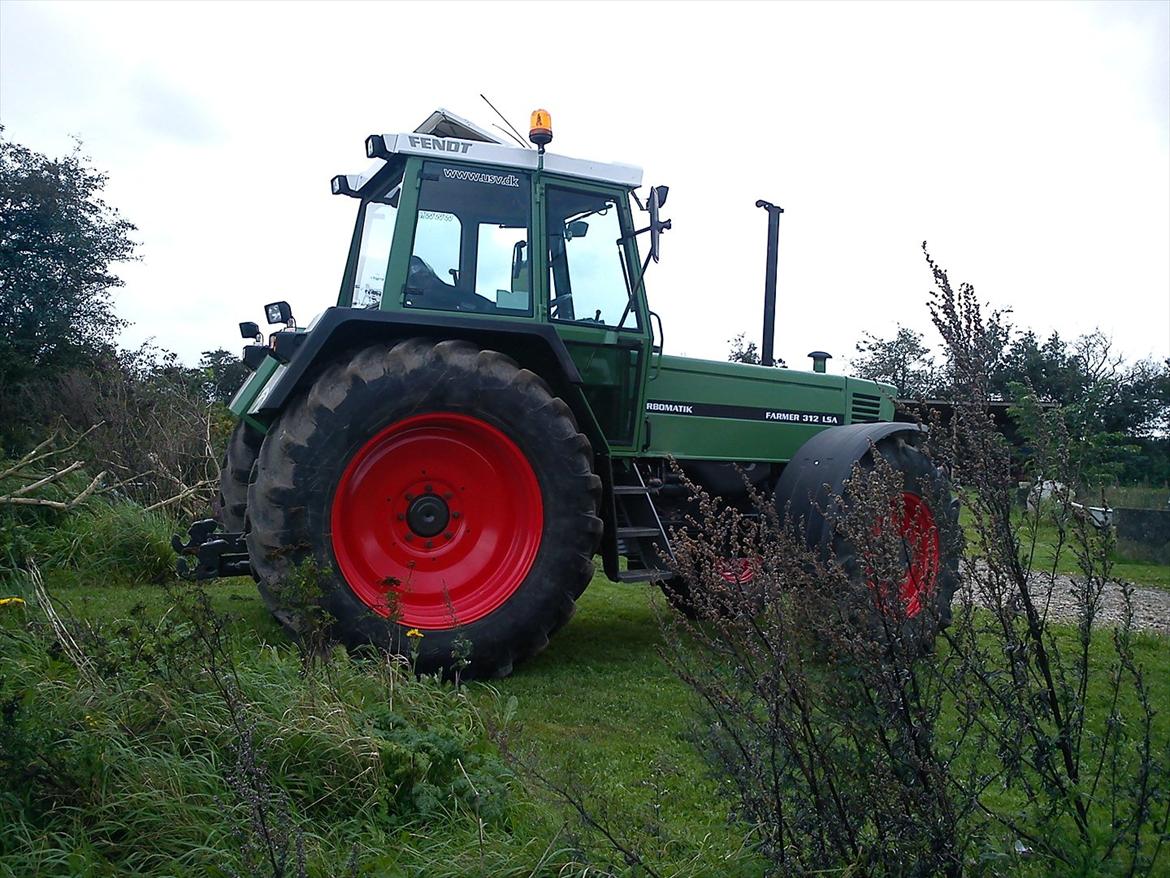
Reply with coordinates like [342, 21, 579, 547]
[1, 129, 248, 507]
[846, 322, 1169, 485]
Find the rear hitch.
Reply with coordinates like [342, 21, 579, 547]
[172, 519, 252, 580]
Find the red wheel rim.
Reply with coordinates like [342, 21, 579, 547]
[893, 492, 940, 617]
[717, 557, 756, 584]
[330, 413, 543, 629]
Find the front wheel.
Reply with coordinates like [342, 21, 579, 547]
[245, 339, 602, 678]
[214, 420, 261, 532]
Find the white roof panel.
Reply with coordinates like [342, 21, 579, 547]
[414, 108, 509, 144]
[337, 109, 643, 195]
[385, 131, 642, 188]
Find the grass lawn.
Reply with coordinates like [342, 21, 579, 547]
[1022, 521, 1170, 591]
[959, 504, 1170, 591]
[5, 554, 1168, 876]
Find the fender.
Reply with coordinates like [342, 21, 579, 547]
[775, 422, 928, 545]
[256, 308, 582, 418]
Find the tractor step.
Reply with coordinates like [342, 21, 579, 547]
[617, 568, 670, 583]
[172, 519, 252, 581]
[613, 484, 652, 495]
[616, 525, 662, 540]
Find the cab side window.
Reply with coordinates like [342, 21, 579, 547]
[545, 187, 638, 329]
[403, 162, 532, 315]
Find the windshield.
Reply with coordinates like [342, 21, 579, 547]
[349, 176, 402, 309]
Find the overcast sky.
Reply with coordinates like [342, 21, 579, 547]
[2, 0, 1167, 371]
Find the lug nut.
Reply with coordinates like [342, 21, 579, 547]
[405, 493, 415, 502]
[452, 511, 461, 519]
[396, 513, 404, 521]
[405, 533, 414, 542]
[444, 531, 453, 540]
[425, 539, 433, 548]
[425, 484, 433, 492]
[443, 492, 453, 500]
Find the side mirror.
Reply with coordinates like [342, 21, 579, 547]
[511, 241, 527, 280]
[565, 220, 589, 240]
[648, 185, 672, 264]
[239, 321, 261, 340]
[264, 301, 294, 326]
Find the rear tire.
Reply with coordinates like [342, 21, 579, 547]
[780, 430, 960, 644]
[245, 339, 602, 678]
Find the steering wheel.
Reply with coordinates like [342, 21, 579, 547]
[408, 256, 496, 313]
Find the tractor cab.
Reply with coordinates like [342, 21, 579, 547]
[330, 109, 664, 450]
[334, 108, 654, 327]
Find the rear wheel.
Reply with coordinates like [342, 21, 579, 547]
[246, 339, 602, 678]
[780, 429, 960, 642]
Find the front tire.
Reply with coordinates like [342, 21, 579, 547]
[246, 339, 602, 678]
[215, 421, 261, 532]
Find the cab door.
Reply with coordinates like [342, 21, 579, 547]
[537, 180, 652, 452]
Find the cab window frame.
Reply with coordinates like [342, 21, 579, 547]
[399, 159, 535, 318]
[337, 157, 406, 308]
[540, 178, 647, 334]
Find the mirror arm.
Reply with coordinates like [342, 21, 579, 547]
[616, 248, 655, 330]
[618, 225, 653, 245]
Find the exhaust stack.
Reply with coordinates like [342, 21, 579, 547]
[755, 200, 784, 367]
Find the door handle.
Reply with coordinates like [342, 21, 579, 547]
[649, 310, 664, 380]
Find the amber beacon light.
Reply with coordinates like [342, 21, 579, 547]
[528, 109, 553, 150]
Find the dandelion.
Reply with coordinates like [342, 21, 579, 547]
[0, 597, 25, 608]
[405, 628, 423, 639]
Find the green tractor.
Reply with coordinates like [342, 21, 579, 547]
[176, 108, 959, 678]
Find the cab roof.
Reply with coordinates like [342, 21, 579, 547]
[332, 108, 643, 197]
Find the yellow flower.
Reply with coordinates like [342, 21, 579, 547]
[405, 628, 423, 639]
[0, 597, 25, 608]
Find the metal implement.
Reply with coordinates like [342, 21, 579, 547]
[172, 520, 251, 581]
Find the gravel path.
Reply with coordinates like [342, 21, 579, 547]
[962, 565, 1170, 636]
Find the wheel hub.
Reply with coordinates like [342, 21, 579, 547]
[406, 493, 449, 538]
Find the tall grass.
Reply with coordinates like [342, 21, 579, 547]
[2, 497, 178, 589]
[36, 501, 178, 583]
[1102, 484, 1169, 510]
[0, 585, 523, 877]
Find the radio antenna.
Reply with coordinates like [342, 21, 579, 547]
[492, 123, 529, 149]
[480, 94, 530, 148]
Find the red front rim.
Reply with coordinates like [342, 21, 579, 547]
[330, 413, 543, 629]
[892, 492, 940, 618]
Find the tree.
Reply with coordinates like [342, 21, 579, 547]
[992, 330, 1081, 403]
[849, 324, 940, 398]
[198, 348, 251, 405]
[728, 332, 784, 367]
[0, 128, 137, 409]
